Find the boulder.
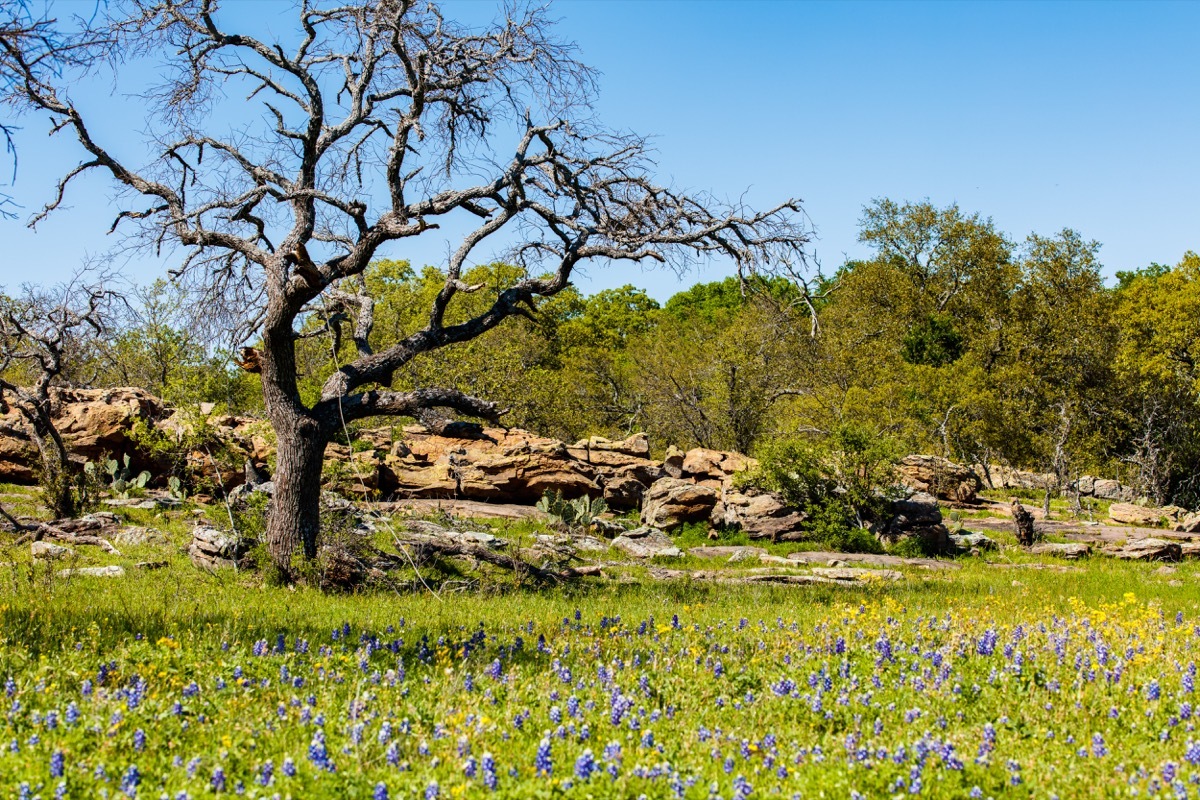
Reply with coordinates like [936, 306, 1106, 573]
[31, 541, 73, 560]
[1092, 479, 1136, 502]
[1182, 542, 1200, 559]
[1176, 512, 1200, 534]
[188, 525, 254, 569]
[602, 475, 648, 509]
[611, 527, 682, 559]
[662, 445, 685, 479]
[949, 532, 996, 553]
[680, 448, 756, 487]
[640, 478, 719, 531]
[1101, 538, 1181, 561]
[1029, 542, 1091, 560]
[879, 492, 950, 553]
[709, 486, 807, 541]
[889, 492, 943, 527]
[897, 455, 980, 503]
[1108, 503, 1165, 527]
[382, 426, 603, 504]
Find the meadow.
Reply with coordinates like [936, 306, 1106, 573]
[1, 537, 1197, 800]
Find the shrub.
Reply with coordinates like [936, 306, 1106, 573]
[748, 424, 901, 552]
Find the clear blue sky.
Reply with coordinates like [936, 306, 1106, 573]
[3, 0, 1198, 300]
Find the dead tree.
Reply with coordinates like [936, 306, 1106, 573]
[0, 278, 117, 517]
[6, 0, 812, 578]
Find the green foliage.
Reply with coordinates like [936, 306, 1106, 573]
[748, 424, 900, 552]
[85, 454, 151, 498]
[901, 314, 965, 367]
[535, 491, 608, 532]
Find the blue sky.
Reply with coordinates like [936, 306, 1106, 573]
[3, 0, 1198, 300]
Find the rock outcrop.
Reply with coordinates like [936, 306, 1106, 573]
[640, 477, 719, 530]
[1107, 503, 1166, 527]
[879, 492, 951, 553]
[709, 486, 806, 541]
[188, 526, 254, 569]
[897, 455, 980, 504]
[1101, 538, 1182, 561]
[0, 387, 167, 482]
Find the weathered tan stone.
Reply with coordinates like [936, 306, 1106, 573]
[1101, 538, 1181, 561]
[709, 487, 806, 541]
[1108, 503, 1165, 527]
[1029, 542, 1091, 560]
[640, 477, 719, 530]
[897, 455, 979, 503]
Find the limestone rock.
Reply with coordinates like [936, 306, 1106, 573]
[1101, 538, 1181, 561]
[1108, 503, 1165, 527]
[1175, 512, 1200, 533]
[1092, 479, 1136, 502]
[949, 532, 996, 553]
[1029, 542, 1091, 560]
[709, 486, 806, 541]
[680, 448, 756, 487]
[58, 565, 125, 578]
[688, 545, 766, 561]
[32, 541, 73, 560]
[662, 445, 685, 479]
[188, 525, 254, 569]
[1182, 541, 1200, 559]
[897, 455, 980, 503]
[811, 566, 903, 582]
[0, 387, 167, 483]
[640, 478, 719, 531]
[611, 527, 682, 559]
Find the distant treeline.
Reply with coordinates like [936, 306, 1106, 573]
[7, 200, 1199, 506]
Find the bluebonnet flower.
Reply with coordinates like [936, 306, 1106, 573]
[482, 752, 498, 790]
[211, 767, 226, 792]
[373, 783, 389, 800]
[575, 748, 596, 780]
[535, 736, 553, 775]
[121, 764, 141, 797]
[1149, 680, 1162, 701]
[424, 781, 440, 800]
[309, 729, 336, 772]
[50, 749, 64, 777]
[1092, 733, 1108, 758]
[282, 757, 296, 777]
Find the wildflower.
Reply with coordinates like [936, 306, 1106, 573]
[424, 781, 440, 800]
[373, 783, 389, 800]
[121, 764, 141, 797]
[575, 749, 596, 780]
[211, 767, 226, 792]
[535, 736, 553, 775]
[482, 752, 498, 790]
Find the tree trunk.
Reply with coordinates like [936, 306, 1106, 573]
[20, 399, 75, 519]
[264, 411, 327, 577]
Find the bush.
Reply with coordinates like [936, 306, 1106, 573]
[748, 424, 901, 552]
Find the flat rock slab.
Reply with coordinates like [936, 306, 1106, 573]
[811, 566, 903, 582]
[111, 527, 171, 547]
[992, 563, 1083, 573]
[689, 546, 767, 560]
[785, 550, 959, 571]
[1101, 538, 1182, 562]
[1029, 542, 1091, 560]
[969, 515, 1199, 544]
[1183, 542, 1200, 559]
[372, 499, 551, 522]
[613, 528, 682, 559]
[57, 565, 125, 578]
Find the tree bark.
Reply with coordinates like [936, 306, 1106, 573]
[264, 409, 327, 576]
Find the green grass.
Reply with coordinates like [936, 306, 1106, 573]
[2, 485, 1200, 797]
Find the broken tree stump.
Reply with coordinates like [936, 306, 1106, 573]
[1011, 499, 1038, 546]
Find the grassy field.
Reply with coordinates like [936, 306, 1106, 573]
[1, 487, 1198, 798]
